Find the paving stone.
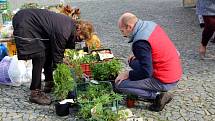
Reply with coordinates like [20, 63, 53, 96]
[22, 114, 29, 121]
[0, 109, 6, 112]
[208, 109, 215, 115]
[177, 117, 185, 121]
[2, 113, 6, 118]
[147, 118, 154, 121]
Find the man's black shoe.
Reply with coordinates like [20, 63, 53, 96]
[148, 92, 173, 112]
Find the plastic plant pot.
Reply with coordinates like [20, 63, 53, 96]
[126, 98, 136, 108]
[55, 102, 70, 116]
[80, 63, 92, 78]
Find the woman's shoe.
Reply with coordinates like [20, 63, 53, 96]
[29, 89, 51, 105]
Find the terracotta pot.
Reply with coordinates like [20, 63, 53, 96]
[80, 63, 92, 77]
[126, 98, 136, 108]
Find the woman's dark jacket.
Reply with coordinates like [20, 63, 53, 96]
[12, 8, 76, 64]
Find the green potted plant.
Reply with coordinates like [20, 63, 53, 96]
[79, 54, 98, 78]
[126, 94, 138, 108]
[64, 49, 98, 80]
[77, 82, 124, 121]
[90, 59, 122, 81]
[53, 64, 76, 116]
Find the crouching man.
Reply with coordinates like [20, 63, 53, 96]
[115, 12, 182, 112]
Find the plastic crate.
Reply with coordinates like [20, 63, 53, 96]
[91, 48, 114, 60]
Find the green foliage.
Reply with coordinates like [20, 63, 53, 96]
[53, 64, 76, 100]
[90, 59, 122, 81]
[79, 54, 98, 64]
[64, 49, 98, 64]
[72, 63, 83, 82]
[77, 82, 123, 121]
[20, 3, 42, 9]
[64, 49, 98, 82]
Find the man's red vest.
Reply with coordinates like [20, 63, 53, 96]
[132, 20, 182, 83]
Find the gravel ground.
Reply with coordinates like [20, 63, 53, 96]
[1, 0, 215, 121]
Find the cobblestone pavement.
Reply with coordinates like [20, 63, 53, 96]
[1, 0, 215, 121]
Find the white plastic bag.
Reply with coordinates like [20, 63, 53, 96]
[18, 59, 32, 84]
[8, 55, 32, 86]
[7, 55, 22, 86]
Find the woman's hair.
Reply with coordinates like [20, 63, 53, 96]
[76, 20, 94, 40]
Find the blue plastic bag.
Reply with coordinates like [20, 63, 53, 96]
[0, 43, 8, 61]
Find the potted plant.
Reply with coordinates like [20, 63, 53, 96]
[53, 64, 76, 116]
[54, 102, 70, 116]
[64, 49, 98, 80]
[77, 82, 124, 121]
[90, 59, 122, 81]
[79, 54, 98, 78]
[126, 94, 137, 108]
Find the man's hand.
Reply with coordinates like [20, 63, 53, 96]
[115, 71, 129, 85]
[128, 55, 136, 64]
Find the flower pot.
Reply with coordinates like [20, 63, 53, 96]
[126, 98, 136, 108]
[67, 89, 77, 99]
[55, 102, 70, 116]
[80, 63, 92, 78]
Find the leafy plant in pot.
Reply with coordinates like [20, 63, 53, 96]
[126, 94, 137, 108]
[64, 49, 98, 82]
[53, 64, 76, 116]
[79, 54, 98, 78]
[90, 58, 122, 81]
[77, 82, 124, 121]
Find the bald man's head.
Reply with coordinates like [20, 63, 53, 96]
[118, 12, 138, 28]
[118, 12, 138, 38]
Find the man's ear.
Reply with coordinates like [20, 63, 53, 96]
[126, 24, 133, 31]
